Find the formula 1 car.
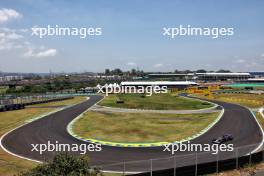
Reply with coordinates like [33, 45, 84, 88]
[212, 134, 233, 144]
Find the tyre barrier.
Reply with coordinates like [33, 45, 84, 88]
[0, 97, 73, 112]
[131, 151, 263, 176]
[0, 104, 25, 112]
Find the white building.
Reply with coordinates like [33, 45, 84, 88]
[196, 72, 251, 81]
[121, 81, 197, 89]
[0, 76, 24, 82]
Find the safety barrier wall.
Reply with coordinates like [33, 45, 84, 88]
[0, 95, 73, 112]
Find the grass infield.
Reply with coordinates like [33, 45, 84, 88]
[198, 93, 264, 108]
[256, 112, 264, 130]
[73, 111, 219, 144]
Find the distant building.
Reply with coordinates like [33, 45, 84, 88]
[196, 72, 252, 81]
[121, 81, 197, 89]
[82, 87, 97, 93]
[246, 78, 264, 83]
[0, 75, 24, 82]
[249, 72, 264, 78]
[147, 73, 194, 80]
[146, 72, 253, 81]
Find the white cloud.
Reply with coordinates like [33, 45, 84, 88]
[153, 63, 163, 68]
[0, 8, 22, 23]
[245, 62, 257, 68]
[0, 28, 24, 50]
[0, 41, 23, 50]
[23, 48, 57, 58]
[233, 59, 245, 64]
[204, 64, 212, 67]
[0, 27, 57, 58]
[2, 32, 24, 39]
[261, 53, 264, 57]
[126, 62, 137, 66]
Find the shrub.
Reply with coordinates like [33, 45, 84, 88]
[18, 153, 102, 176]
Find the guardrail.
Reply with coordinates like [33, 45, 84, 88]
[97, 143, 263, 176]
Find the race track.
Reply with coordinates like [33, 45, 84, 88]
[0, 95, 263, 172]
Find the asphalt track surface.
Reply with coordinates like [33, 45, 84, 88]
[1, 95, 263, 172]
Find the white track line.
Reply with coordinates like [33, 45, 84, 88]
[260, 107, 264, 118]
[0, 122, 43, 163]
[102, 170, 140, 175]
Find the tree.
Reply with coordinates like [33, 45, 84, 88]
[105, 69, 110, 75]
[131, 69, 137, 76]
[183, 70, 192, 74]
[23, 85, 33, 92]
[216, 69, 231, 73]
[196, 69, 207, 73]
[112, 68, 123, 75]
[174, 69, 181, 73]
[18, 153, 102, 176]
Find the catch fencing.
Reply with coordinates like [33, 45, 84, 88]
[97, 143, 263, 176]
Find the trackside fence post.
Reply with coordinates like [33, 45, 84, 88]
[262, 145, 264, 163]
[173, 155, 176, 176]
[150, 159, 153, 176]
[195, 153, 198, 176]
[236, 148, 238, 169]
[216, 152, 219, 174]
[123, 161, 125, 176]
[249, 151, 252, 166]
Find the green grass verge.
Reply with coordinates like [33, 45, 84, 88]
[256, 112, 264, 130]
[0, 96, 86, 176]
[99, 93, 213, 110]
[27, 96, 86, 107]
[73, 111, 219, 143]
[0, 86, 8, 94]
[197, 93, 264, 108]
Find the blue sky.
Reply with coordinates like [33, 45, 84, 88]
[0, 0, 264, 73]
